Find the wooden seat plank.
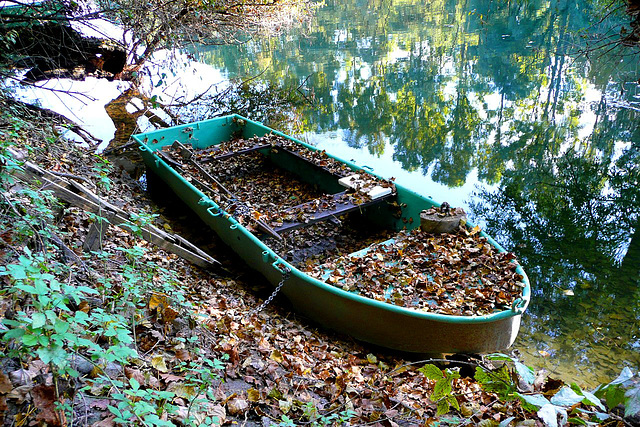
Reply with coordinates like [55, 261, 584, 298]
[273, 191, 395, 234]
[199, 144, 272, 162]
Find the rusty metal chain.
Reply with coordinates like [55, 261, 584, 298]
[250, 265, 291, 315]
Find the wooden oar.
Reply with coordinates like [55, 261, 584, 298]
[170, 141, 283, 241]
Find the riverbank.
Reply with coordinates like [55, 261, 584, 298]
[1, 101, 638, 426]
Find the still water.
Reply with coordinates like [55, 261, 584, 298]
[190, 0, 640, 387]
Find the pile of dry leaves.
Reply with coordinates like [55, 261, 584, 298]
[305, 227, 525, 316]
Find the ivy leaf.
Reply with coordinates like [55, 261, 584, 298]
[514, 361, 535, 385]
[22, 334, 39, 346]
[436, 398, 450, 416]
[3, 328, 25, 339]
[517, 393, 551, 411]
[54, 320, 70, 334]
[624, 385, 640, 417]
[475, 365, 516, 400]
[550, 386, 584, 407]
[418, 364, 444, 380]
[432, 378, 452, 401]
[446, 394, 460, 411]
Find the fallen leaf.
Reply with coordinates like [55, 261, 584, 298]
[270, 350, 284, 363]
[227, 397, 249, 415]
[91, 416, 116, 427]
[32, 384, 65, 426]
[151, 355, 169, 373]
[175, 349, 191, 361]
[124, 367, 145, 385]
[0, 372, 12, 394]
[163, 306, 179, 324]
[209, 404, 226, 425]
[160, 373, 184, 383]
[247, 388, 261, 402]
[166, 382, 197, 399]
[7, 385, 32, 403]
[149, 293, 168, 311]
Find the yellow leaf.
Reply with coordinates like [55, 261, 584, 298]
[366, 353, 377, 364]
[270, 350, 283, 363]
[149, 293, 167, 311]
[151, 355, 169, 373]
[167, 382, 196, 399]
[247, 388, 260, 402]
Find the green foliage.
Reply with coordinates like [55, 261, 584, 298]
[594, 367, 640, 418]
[418, 364, 461, 415]
[279, 402, 356, 427]
[474, 364, 517, 402]
[92, 154, 112, 191]
[0, 139, 223, 425]
[120, 211, 158, 237]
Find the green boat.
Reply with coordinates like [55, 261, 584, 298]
[133, 114, 530, 354]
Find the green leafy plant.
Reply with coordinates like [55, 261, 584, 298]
[419, 363, 461, 415]
[108, 377, 176, 426]
[594, 367, 640, 418]
[92, 154, 112, 191]
[0, 248, 101, 377]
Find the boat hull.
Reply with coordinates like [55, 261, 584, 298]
[134, 115, 530, 353]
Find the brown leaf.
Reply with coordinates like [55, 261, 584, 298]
[162, 306, 179, 324]
[91, 416, 116, 427]
[175, 348, 191, 362]
[0, 372, 12, 394]
[166, 382, 196, 399]
[227, 397, 249, 415]
[124, 367, 145, 385]
[160, 373, 184, 383]
[89, 399, 110, 410]
[32, 384, 65, 426]
[7, 385, 32, 403]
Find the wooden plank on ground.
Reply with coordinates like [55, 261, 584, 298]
[9, 150, 220, 268]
